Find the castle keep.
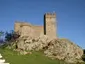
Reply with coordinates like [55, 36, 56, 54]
[14, 13, 57, 38]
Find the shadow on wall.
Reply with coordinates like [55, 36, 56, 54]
[44, 14, 46, 35]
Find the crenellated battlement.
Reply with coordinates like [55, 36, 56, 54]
[45, 13, 56, 18]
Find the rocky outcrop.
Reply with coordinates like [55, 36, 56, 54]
[17, 35, 51, 51]
[44, 38, 83, 63]
[16, 36, 83, 63]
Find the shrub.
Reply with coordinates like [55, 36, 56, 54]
[5, 30, 20, 42]
[82, 49, 85, 61]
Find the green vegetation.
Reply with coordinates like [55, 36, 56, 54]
[5, 30, 20, 42]
[82, 54, 85, 61]
[0, 30, 85, 64]
[0, 48, 85, 64]
[0, 48, 67, 64]
[82, 49, 85, 62]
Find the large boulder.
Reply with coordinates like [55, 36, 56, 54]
[44, 38, 83, 63]
[16, 35, 51, 51]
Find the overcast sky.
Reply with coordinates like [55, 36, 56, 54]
[0, 0, 85, 49]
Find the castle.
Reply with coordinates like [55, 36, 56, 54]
[14, 13, 57, 39]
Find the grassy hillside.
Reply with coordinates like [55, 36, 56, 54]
[0, 48, 67, 64]
[0, 48, 85, 64]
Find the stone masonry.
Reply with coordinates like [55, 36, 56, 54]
[14, 13, 56, 39]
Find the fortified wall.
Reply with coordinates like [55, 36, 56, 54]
[14, 13, 57, 39]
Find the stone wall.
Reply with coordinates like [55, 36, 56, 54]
[14, 13, 57, 39]
[14, 22, 43, 38]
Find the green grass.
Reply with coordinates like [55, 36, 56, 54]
[0, 48, 67, 64]
[0, 48, 85, 64]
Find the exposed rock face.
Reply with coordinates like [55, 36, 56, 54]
[44, 39, 83, 63]
[17, 35, 51, 51]
[16, 36, 83, 63]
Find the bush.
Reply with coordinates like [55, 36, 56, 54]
[83, 49, 85, 54]
[82, 49, 85, 61]
[0, 43, 9, 49]
[5, 31, 20, 42]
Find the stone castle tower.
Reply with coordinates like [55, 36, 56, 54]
[14, 13, 56, 39]
[44, 13, 56, 38]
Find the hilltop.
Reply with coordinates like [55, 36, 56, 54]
[1, 35, 84, 64]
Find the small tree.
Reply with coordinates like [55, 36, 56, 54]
[3, 30, 20, 49]
[5, 30, 20, 42]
